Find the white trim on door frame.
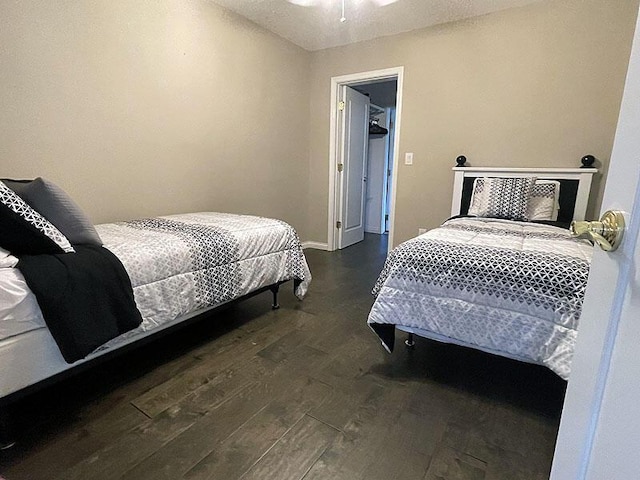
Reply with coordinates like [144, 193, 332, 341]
[327, 66, 404, 252]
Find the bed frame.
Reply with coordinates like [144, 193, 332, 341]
[401, 159, 598, 349]
[0, 279, 300, 449]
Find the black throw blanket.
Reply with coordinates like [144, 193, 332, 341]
[17, 245, 143, 363]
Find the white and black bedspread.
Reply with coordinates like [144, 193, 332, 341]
[96, 212, 311, 340]
[368, 217, 593, 379]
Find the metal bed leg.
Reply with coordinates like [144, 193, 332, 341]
[270, 284, 280, 310]
[405, 333, 415, 348]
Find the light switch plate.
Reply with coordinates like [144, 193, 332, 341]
[405, 152, 413, 165]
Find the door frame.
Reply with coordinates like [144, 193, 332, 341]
[327, 66, 404, 251]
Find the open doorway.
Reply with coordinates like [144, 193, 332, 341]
[353, 82, 397, 236]
[327, 67, 404, 252]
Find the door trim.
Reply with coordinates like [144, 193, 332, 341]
[327, 66, 404, 252]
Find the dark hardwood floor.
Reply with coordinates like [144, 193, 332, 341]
[0, 234, 566, 480]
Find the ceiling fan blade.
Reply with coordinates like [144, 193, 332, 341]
[287, 0, 399, 9]
[370, 0, 399, 5]
[286, 0, 322, 6]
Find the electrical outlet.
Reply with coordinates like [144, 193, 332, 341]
[418, 228, 427, 235]
[405, 152, 414, 165]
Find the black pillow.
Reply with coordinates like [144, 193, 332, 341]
[2, 177, 102, 246]
[0, 181, 75, 255]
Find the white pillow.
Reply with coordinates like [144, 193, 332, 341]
[0, 246, 18, 268]
[467, 178, 485, 216]
[528, 180, 560, 221]
[0, 268, 45, 334]
[467, 177, 536, 221]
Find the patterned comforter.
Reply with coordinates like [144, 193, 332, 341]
[368, 217, 593, 379]
[95, 212, 311, 341]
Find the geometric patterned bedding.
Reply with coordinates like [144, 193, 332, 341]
[368, 217, 593, 379]
[95, 212, 311, 345]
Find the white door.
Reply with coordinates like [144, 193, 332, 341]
[551, 6, 640, 479]
[338, 86, 369, 249]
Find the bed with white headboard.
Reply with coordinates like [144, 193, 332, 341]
[367, 161, 598, 379]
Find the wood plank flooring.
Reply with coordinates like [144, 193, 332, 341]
[0, 234, 567, 479]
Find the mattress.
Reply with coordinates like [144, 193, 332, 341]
[0, 212, 311, 398]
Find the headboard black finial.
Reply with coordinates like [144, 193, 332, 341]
[581, 154, 596, 168]
[456, 155, 467, 167]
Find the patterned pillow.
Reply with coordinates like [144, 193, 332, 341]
[528, 180, 560, 221]
[468, 177, 536, 221]
[0, 181, 75, 254]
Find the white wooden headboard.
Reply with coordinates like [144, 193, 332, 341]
[451, 166, 598, 222]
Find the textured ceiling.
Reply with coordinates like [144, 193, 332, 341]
[209, 0, 544, 51]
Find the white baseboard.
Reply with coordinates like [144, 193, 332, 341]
[302, 241, 329, 251]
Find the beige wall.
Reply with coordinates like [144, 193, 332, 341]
[0, 0, 311, 232]
[1, 0, 637, 246]
[307, 0, 639, 246]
